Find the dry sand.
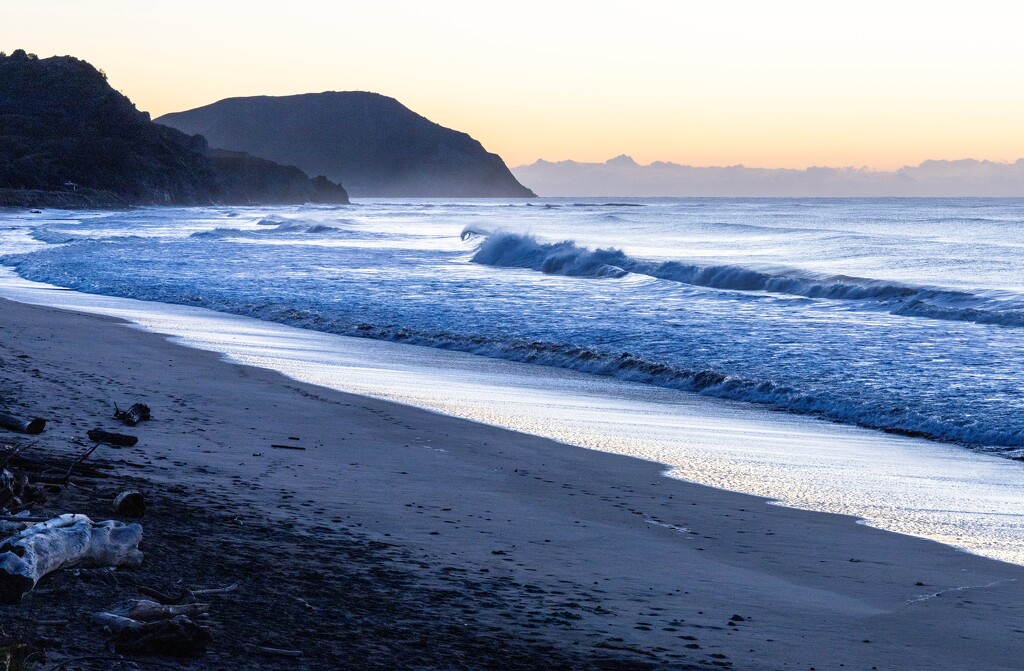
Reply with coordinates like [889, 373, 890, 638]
[1, 297, 1023, 670]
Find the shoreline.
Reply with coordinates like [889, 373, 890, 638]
[3, 297, 1024, 668]
[3, 268, 1023, 566]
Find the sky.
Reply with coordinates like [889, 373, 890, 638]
[5, 1, 1024, 169]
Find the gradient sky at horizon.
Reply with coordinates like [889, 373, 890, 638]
[5, 1, 1023, 169]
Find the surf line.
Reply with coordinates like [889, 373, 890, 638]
[906, 577, 1017, 604]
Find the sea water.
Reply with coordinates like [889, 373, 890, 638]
[2, 198, 1024, 562]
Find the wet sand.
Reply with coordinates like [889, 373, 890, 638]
[2, 297, 1023, 670]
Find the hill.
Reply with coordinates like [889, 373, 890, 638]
[208, 148, 348, 204]
[157, 92, 535, 198]
[0, 51, 348, 206]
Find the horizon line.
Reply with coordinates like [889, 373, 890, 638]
[514, 155, 1024, 172]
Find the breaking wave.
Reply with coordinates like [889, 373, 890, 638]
[341, 329, 1023, 452]
[471, 233, 1024, 327]
[191, 219, 356, 239]
[10, 240, 1021, 450]
[30, 226, 146, 245]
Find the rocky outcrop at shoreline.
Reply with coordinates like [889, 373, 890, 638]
[0, 188, 130, 210]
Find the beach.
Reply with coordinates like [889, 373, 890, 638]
[2, 296, 1023, 670]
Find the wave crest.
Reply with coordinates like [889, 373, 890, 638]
[191, 220, 349, 239]
[471, 233, 1024, 327]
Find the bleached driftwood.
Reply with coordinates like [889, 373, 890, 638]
[192, 581, 238, 596]
[0, 514, 143, 604]
[94, 601, 207, 628]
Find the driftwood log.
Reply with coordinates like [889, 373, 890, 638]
[114, 403, 151, 427]
[0, 514, 143, 604]
[114, 490, 145, 518]
[127, 599, 209, 621]
[94, 600, 208, 627]
[87, 429, 138, 447]
[0, 414, 45, 435]
[94, 609, 211, 657]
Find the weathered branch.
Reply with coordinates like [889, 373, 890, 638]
[136, 585, 189, 605]
[87, 429, 138, 447]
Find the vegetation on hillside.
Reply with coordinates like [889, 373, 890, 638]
[0, 50, 348, 206]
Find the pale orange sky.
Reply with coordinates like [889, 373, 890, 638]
[5, 1, 1024, 169]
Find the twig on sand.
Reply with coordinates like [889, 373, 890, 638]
[45, 654, 183, 670]
[62, 442, 102, 483]
[0, 440, 35, 469]
[0, 515, 52, 523]
[245, 644, 304, 658]
[136, 585, 189, 606]
[191, 582, 238, 596]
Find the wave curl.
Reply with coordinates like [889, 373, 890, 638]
[470, 233, 1024, 327]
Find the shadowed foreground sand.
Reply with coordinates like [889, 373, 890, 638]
[1, 297, 1022, 670]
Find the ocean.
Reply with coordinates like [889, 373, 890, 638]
[3, 198, 1024, 562]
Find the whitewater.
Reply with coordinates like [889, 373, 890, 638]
[5, 197, 1024, 563]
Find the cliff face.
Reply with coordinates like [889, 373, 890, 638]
[157, 92, 535, 198]
[0, 51, 348, 206]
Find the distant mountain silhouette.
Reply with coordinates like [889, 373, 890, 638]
[0, 50, 348, 206]
[157, 92, 535, 198]
[513, 156, 1024, 197]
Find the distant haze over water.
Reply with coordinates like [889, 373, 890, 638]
[514, 156, 1024, 198]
